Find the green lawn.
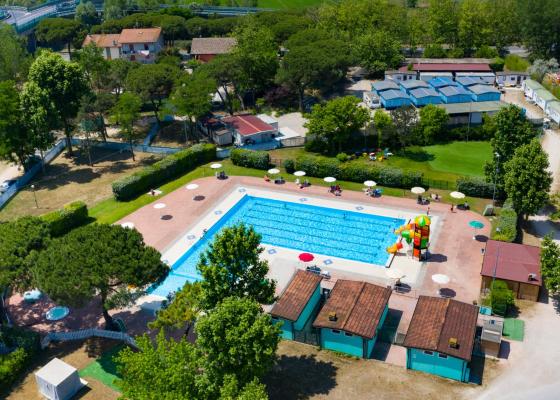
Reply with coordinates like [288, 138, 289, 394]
[79, 345, 123, 392]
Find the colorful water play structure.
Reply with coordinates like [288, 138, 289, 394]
[387, 215, 431, 260]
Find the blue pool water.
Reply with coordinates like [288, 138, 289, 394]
[151, 195, 405, 297]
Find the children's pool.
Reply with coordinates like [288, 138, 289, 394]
[151, 195, 405, 297]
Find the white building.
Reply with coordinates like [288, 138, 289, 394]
[455, 72, 496, 84]
[546, 100, 560, 124]
[82, 27, 164, 63]
[495, 71, 529, 87]
[522, 79, 544, 101]
[384, 70, 417, 81]
[35, 358, 87, 400]
[534, 88, 558, 111]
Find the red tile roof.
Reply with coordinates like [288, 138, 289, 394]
[270, 270, 322, 321]
[313, 280, 391, 339]
[399, 63, 492, 72]
[191, 37, 237, 55]
[118, 28, 162, 44]
[83, 34, 121, 48]
[403, 296, 478, 361]
[480, 240, 541, 286]
[222, 114, 275, 136]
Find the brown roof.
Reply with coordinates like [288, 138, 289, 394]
[313, 280, 391, 339]
[118, 28, 162, 44]
[83, 34, 121, 48]
[270, 270, 322, 321]
[403, 296, 478, 361]
[481, 240, 541, 286]
[191, 37, 237, 55]
[399, 63, 492, 73]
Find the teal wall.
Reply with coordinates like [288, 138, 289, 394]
[320, 304, 388, 358]
[294, 286, 322, 331]
[272, 317, 293, 340]
[406, 348, 470, 382]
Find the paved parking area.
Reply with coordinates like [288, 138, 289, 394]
[276, 112, 308, 136]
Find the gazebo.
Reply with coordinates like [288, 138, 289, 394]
[35, 358, 87, 400]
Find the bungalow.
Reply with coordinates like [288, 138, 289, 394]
[428, 76, 457, 89]
[522, 79, 544, 101]
[372, 80, 400, 95]
[221, 114, 277, 146]
[190, 37, 237, 62]
[313, 280, 391, 359]
[409, 87, 442, 107]
[468, 84, 501, 102]
[419, 72, 453, 82]
[119, 28, 164, 63]
[398, 79, 429, 94]
[438, 85, 473, 104]
[495, 71, 529, 87]
[385, 70, 417, 82]
[379, 90, 411, 109]
[480, 240, 542, 302]
[83, 34, 121, 60]
[533, 88, 558, 111]
[403, 296, 478, 382]
[546, 101, 560, 124]
[455, 72, 496, 84]
[401, 61, 492, 81]
[455, 76, 488, 88]
[270, 270, 323, 340]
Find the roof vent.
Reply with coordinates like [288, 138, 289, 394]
[328, 312, 337, 322]
[528, 273, 537, 281]
[449, 337, 459, 349]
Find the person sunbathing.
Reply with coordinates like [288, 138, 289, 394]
[264, 174, 270, 182]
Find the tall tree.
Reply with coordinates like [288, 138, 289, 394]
[27, 51, 90, 154]
[168, 71, 216, 142]
[0, 24, 30, 83]
[0, 217, 50, 291]
[541, 234, 560, 294]
[197, 223, 276, 310]
[504, 139, 552, 219]
[305, 96, 370, 154]
[427, 0, 459, 46]
[108, 58, 135, 100]
[353, 30, 403, 77]
[373, 109, 395, 148]
[417, 104, 448, 145]
[33, 224, 168, 329]
[111, 92, 142, 161]
[202, 55, 244, 115]
[484, 105, 536, 194]
[126, 63, 178, 122]
[0, 81, 34, 168]
[390, 105, 419, 148]
[458, 0, 492, 54]
[149, 281, 202, 331]
[75, 1, 99, 26]
[196, 297, 280, 395]
[519, 0, 560, 59]
[76, 43, 109, 92]
[36, 18, 82, 55]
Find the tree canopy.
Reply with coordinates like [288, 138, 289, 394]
[149, 281, 202, 331]
[111, 92, 142, 160]
[33, 224, 168, 328]
[541, 234, 560, 294]
[36, 18, 83, 54]
[0, 24, 30, 83]
[504, 139, 552, 218]
[417, 104, 449, 145]
[197, 223, 276, 310]
[353, 30, 403, 76]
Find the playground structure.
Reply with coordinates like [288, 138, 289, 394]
[387, 215, 431, 260]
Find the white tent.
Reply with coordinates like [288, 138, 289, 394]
[35, 358, 87, 400]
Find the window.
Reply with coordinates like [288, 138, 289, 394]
[344, 332, 353, 337]
[144, 43, 149, 50]
[332, 329, 340, 334]
[423, 350, 434, 356]
[438, 353, 448, 359]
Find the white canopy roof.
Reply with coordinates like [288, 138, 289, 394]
[35, 358, 77, 386]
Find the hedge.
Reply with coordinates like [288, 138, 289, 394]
[230, 148, 270, 170]
[0, 327, 40, 389]
[291, 155, 422, 188]
[112, 144, 216, 201]
[456, 177, 495, 198]
[41, 201, 88, 237]
[492, 199, 518, 242]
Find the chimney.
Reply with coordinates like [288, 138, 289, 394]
[328, 312, 337, 322]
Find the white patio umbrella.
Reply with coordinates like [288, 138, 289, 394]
[268, 168, 280, 175]
[411, 186, 425, 195]
[294, 171, 306, 177]
[432, 274, 450, 296]
[186, 183, 199, 190]
[121, 222, 135, 229]
[153, 202, 166, 219]
[386, 268, 405, 280]
[364, 180, 377, 187]
[324, 177, 336, 183]
[450, 191, 465, 200]
[210, 163, 222, 169]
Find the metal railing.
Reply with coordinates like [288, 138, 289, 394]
[40, 328, 137, 349]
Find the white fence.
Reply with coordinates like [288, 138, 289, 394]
[40, 328, 137, 349]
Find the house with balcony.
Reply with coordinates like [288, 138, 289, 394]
[83, 28, 164, 63]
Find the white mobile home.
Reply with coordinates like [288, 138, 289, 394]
[546, 101, 560, 124]
[522, 79, 544, 101]
[385, 70, 417, 81]
[496, 71, 529, 87]
[534, 89, 558, 111]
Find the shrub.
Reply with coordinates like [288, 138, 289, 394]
[0, 327, 40, 389]
[475, 45, 499, 59]
[424, 44, 446, 58]
[490, 57, 505, 72]
[112, 144, 216, 201]
[489, 280, 515, 316]
[295, 155, 340, 178]
[504, 54, 530, 72]
[456, 177, 495, 198]
[230, 148, 270, 170]
[41, 201, 88, 237]
[492, 199, 518, 242]
[336, 152, 350, 162]
[283, 159, 295, 173]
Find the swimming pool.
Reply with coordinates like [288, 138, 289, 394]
[151, 195, 405, 297]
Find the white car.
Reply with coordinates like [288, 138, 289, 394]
[0, 179, 16, 193]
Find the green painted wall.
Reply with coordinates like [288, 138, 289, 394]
[294, 285, 321, 331]
[406, 348, 470, 382]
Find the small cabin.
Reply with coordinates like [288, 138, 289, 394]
[480, 316, 503, 357]
[313, 280, 391, 358]
[522, 79, 544, 101]
[270, 270, 323, 340]
[533, 89, 558, 111]
[398, 79, 429, 95]
[468, 84, 501, 102]
[428, 76, 457, 90]
[437, 85, 473, 104]
[403, 296, 478, 382]
[379, 90, 412, 109]
[372, 80, 400, 95]
[496, 71, 528, 87]
[409, 88, 442, 107]
[546, 101, 560, 124]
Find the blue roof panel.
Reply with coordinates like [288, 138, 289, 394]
[400, 80, 429, 90]
[438, 85, 471, 97]
[410, 87, 440, 98]
[429, 77, 457, 88]
[468, 84, 500, 95]
[380, 89, 410, 100]
[372, 80, 400, 92]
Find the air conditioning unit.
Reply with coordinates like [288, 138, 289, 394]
[528, 273, 537, 281]
[328, 312, 337, 321]
[449, 337, 459, 349]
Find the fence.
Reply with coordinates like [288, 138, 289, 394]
[72, 138, 181, 155]
[40, 328, 137, 349]
[279, 136, 305, 148]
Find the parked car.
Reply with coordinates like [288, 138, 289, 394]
[0, 179, 16, 193]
